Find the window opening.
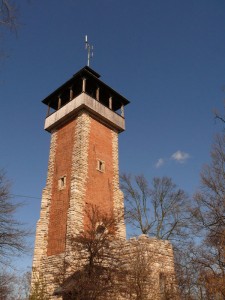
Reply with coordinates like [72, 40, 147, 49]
[96, 224, 106, 234]
[97, 160, 105, 172]
[58, 176, 66, 190]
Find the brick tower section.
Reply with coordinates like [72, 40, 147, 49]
[39, 113, 124, 258]
[85, 118, 114, 222]
[31, 67, 129, 297]
[47, 120, 75, 256]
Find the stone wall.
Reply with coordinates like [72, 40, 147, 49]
[66, 112, 91, 246]
[120, 235, 178, 300]
[47, 119, 76, 256]
[49, 235, 178, 300]
[112, 130, 126, 239]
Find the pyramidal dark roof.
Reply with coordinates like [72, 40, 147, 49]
[42, 66, 130, 112]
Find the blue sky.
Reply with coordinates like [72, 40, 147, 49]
[0, 0, 224, 271]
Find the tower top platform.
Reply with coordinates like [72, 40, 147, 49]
[42, 66, 130, 112]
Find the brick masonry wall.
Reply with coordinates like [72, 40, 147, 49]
[84, 117, 115, 229]
[47, 119, 76, 256]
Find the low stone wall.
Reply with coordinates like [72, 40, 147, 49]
[119, 235, 178, 300]
[32, 235, 178, 300]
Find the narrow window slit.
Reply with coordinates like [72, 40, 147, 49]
[97, 160, 105, 172]
[58, 176, 66, 189]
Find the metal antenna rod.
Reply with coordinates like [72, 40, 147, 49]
[85, 35, 94, 67]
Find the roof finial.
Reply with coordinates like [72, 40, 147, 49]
[85, 35, 94, 67]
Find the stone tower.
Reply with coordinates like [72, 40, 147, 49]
[31, 66, 129, 297]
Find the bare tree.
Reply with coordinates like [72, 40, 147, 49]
[0, 270, 33, 300]
[174, 243, 209, 300]
[0, 269, 30, 300]
[0, 0, 21, 59]
[214, 101, 225, 125]
[0, 0, 18, 31]
[186, 133, 225, 299]
[0, 270, 16, 300]
[53, 204, 125, 300]
[192, 134, 225, 234]
[0, 170, 30, 299]
[215, 113, 225, 124]
[120, 174, 189, 242]
[22, 271, 31, 300]
[0, 169, 29, 266]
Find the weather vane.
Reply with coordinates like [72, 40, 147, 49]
[85, 35, 94, 67]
